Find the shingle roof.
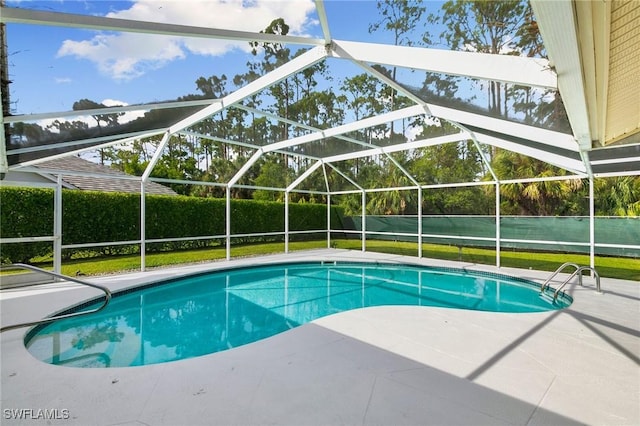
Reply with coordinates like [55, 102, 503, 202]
[35, 156, 177, 196]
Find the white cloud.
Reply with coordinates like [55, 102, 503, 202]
[56, 0, 317, 80]
[100, 98, 125, 107]
[55, 77, 72, 84]
[58, 32, 186, 80]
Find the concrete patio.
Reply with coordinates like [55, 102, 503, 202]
[1, 249, 638, 425]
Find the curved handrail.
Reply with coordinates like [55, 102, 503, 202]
[0, 263, 112, 333]
[553, 266, 601, 302]
[540, 262, 581, 293]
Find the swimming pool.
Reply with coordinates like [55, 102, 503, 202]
[25, 261, 571, 368]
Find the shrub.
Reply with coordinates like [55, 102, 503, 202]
[0, 187, 54, 263]
[0, 187, 344, 262]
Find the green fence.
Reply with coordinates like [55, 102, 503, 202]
[345, 215, 640, 258]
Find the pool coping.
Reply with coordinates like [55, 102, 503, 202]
[1, 249, 639, 425]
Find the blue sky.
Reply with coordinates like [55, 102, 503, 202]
[5, 0, 445, 117]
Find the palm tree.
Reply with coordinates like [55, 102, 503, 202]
[490, 150, 584, 215]
[595, 176, 640, 216]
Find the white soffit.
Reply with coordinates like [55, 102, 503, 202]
[604, 0, 640, 145]
[533, 0, 640, 149]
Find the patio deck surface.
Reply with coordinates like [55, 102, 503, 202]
[1, 249, 639, 425]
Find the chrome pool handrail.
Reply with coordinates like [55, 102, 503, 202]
[540, 262, 581, 293]
[0, 263, 112, 333]
[553, 266, 601, 302]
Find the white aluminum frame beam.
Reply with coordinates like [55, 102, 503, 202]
[168, 46, 328, 134]
[228, 148, 264, 187]
[142, 131, 171, 181]
[314, 0, 332, 45]
[500, 174, 585, 185]
[263, 104, 427, 154]
[349, 60, 429, 108]
[1, 7, 324, 47]
[591, 156, 640, 167]
[448, 121, 499, 182]
[234, 104, 371, 149]
[426, 103, 578, 152]
[325, 163, 363, 191]
[384, 152, 419, 186]
[287, 160, 323, 192]
[284, 160, 324, 254]
[322, 132, 469, 164]
[530, 0, 593, 151]
[10, 129, 165, 169]
[5, 99, 221, 124]
[331, 40, 557, 90]
[144, 46, 328, 182]
[179, 131, 262, 152]
[15, 166, 140, 181]
[53, 176, 62, 274]
[179, 130, 323, 163]
[473, 132, 586, 175]
[594, 170, 640, 178]
[322, 164, 330, 193]
[364, 185, 417, 193]
[0, 82, 6, 177]
[7, 129, 166, 157]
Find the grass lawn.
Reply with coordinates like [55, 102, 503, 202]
[335, 240, 639, 281]
[17, 239, 639, 281]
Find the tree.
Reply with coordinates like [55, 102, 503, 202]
[595, 177, 640, 217]
[367, 153, 416, 215]
[490, 150, 585, 216]
[435, 0, 528, 117]
[412, 147, 490, 214]
[369, 0, 427, 137]
[73, 99, 125, 164]
[116, 134, 204, 196]
[250, 18, 294, 141]
[253, 156, 294, 202]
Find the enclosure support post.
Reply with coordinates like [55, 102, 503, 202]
[495, 181, 501, 268]
[326, 193, 331, 248]
[418, 186, 423, 258]
[226, 185, 231, 261]
[142, 131, 170, 182]
[361, 190, 366, 252]
[322, 164, 332, 249]
[284, 191, 289, 254]
[140, 181, 146, 272]
[0, 52, 8, 180]
[589, 176, 595, 271]
[53, 175, 62, 275]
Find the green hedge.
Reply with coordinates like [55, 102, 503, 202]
[0, 187, 55, 262]
[0, 187, 344, 263]
[63, 191, 141, 254]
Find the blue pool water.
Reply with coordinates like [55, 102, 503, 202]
[25, 262, 571, 368]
